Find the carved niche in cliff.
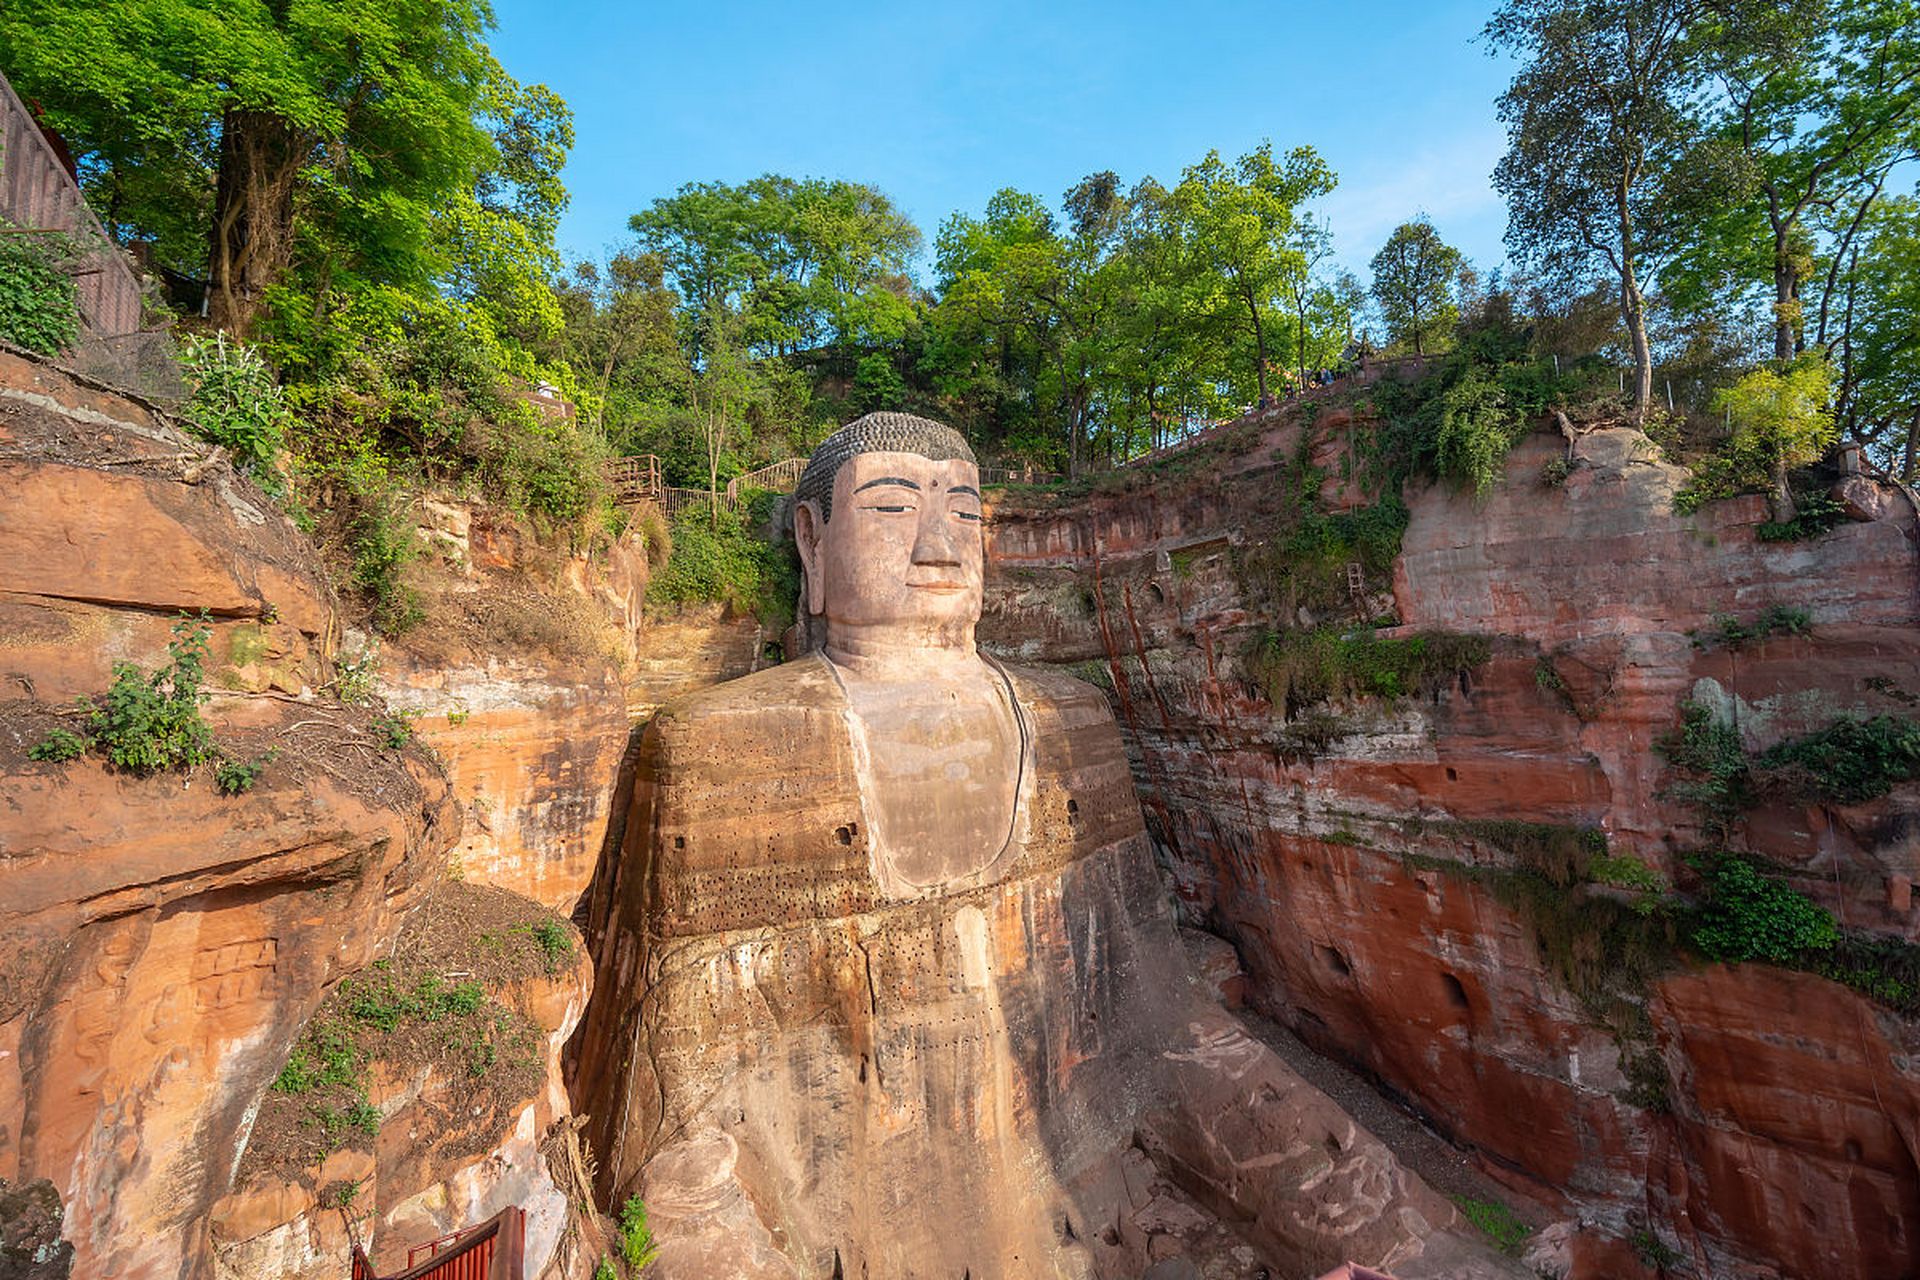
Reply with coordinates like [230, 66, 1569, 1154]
[570, 413, 1513, 1280]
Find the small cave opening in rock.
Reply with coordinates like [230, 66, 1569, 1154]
[1317, 943, 1353, 977]
[1440, 972, 1471, 1011]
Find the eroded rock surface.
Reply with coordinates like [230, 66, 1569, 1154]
[981, 397, 1920, 1276]
[0, 351, 456, 1279]
[573, 655, 1514, 1279]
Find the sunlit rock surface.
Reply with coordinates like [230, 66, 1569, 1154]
[982, 397, 1920, 1277]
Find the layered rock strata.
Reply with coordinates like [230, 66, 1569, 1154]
[982, 398, 1920, 1277]
[376, 497, 650, 913]
[573, 654, 1516, 1279]
[0, 349, 455, 1279]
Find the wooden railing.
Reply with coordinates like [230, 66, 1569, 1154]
[351, 1206, 524, 1280]
[726, 456, 806, 499]
[0, 68, 143, 338]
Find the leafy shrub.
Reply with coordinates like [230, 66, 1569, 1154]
[342, 969, 486, 1032]
[273, 1020, 359, 1094]
[1656, 699, 1749, 830]
[646, 505, 799, 629]
[1757, 489, 1847, 542]
[179, 333, 295, 495]
[525, 920, 574, 974]
[1687, 854, 1838, 964]
[350, 493, 424, 636]
[1757, 714, 1920, 805]
[1436, 367, 1530, 497]
[28, 727, 90, 762]
[82, 615, 217, 773]
[371, 710, 416, 749]
[0, 226, 80, 354]
[214, 749, 276, 794]
[1690, 605, 1811, 651]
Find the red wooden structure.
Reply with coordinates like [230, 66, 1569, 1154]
[0, 68, 144, 339]
[350, 1206, 525, 1280]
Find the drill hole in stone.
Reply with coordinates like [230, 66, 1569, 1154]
[1066, 798, 1079, 825]
[835, 825, 854, 846]
[1445, 766, 1459, 781]
[673, 834, 686, 850]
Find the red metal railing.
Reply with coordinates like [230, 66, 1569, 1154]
[350, 1206, 525, 1280]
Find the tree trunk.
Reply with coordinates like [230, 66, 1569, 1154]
[1903, 408, 1920, 483]
[1769, 454, 1797, 525]
[207, 108, 306, 336]
[1772, 248, 1798, 362]
[1620, 262, 1653, 415]
[1246, 285, 1269, 406]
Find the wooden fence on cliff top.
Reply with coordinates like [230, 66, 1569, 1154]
[0, 68, 143, 338]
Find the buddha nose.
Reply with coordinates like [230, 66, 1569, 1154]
[911, 503, 962, 567]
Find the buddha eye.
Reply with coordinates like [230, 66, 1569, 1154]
[954, 510, 983, 522]
[864, 504, 914, 514]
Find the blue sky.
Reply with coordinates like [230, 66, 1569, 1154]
[489, 0, 1520, 282]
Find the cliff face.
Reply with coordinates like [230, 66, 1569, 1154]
[374, 497, 649, 913]
[0, 348, 645, 1280]
[982, 400, 1920, 1278]
[0, 349, 455, 1279]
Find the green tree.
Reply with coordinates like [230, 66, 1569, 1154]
[1714, 355, 1837, 521]
[1693, 0, 1920, 361]
[1105, 178, 1232, 454]
[630, 175, 920, 358]
[555, 250, 683, 440]
[0, 0, 522, 335]
[1487, 0, 1708, 414]
[1369, 218, 1465, 357]
[1835, 197, 1920, 475]
[1170, 143, 1337, 406]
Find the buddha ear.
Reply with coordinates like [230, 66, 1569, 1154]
[793, 499, 827, 616]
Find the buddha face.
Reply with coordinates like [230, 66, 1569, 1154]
[795, 449, 986, 642]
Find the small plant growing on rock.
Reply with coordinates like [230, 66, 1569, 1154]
[179, 332, 295, 497]
[525, 920, 575, 974]
[371, 709, 417, 750]
[89, 614, 217, 772]
[1452, 1195, 1530, 1255]
[618, 1196, 660, 1272]
[333, 643, 381, 705]
[214, 749, 278, 795]
[34, 614, 253, 781]
[28, 727, 91, 763]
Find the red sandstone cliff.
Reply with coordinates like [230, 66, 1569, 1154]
[982, 396, 1920, 1279]
[0, 348, 634, 1280]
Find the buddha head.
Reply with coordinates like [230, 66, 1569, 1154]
[793, 412, 985, 658]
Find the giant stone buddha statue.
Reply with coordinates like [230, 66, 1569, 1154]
[571, 413, 1516, 1280]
